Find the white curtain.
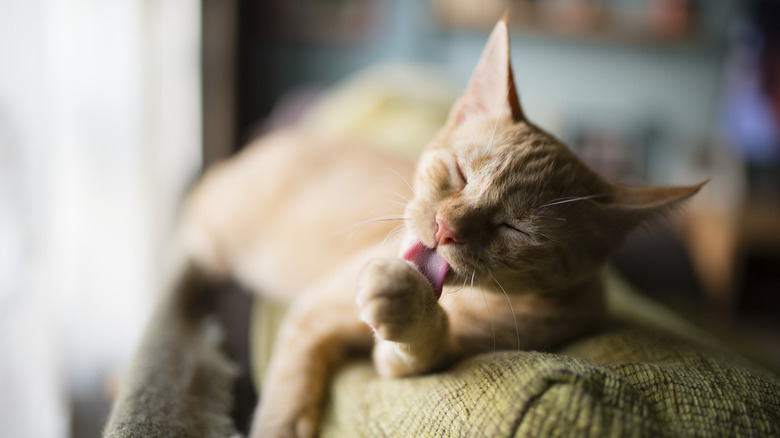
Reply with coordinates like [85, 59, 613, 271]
[0, 1, 201, 436]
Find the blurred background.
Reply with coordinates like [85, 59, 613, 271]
[1, 0, 778, 436]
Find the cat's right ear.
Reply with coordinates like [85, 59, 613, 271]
[605, 181, 707, 229]
[447, 15, 525, 127]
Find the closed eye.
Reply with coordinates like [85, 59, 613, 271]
[448, 157, 467, 190]
[500, 222, 532, 239]
[455, 159, 467, 185]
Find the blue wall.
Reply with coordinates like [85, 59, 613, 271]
[243, 0, 739, 182]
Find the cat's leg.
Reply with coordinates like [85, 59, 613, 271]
[249, 267, 373, 438]
[356, 258, 454, 377]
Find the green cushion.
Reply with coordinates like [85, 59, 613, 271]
[319, 326, 779, 437]
[251, 275, 780, 437]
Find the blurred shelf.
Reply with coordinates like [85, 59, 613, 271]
[508, 22, 715, 51]
[683, 199, 780, 315]
[432, 0, 720, 51]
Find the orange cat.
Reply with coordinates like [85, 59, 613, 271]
[179, 18, 702, 438]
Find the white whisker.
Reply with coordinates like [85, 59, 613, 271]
[492, 277, 520, 351]
[440, 273, 465, 315]
[485, 83, 513, 154]
[339, 215, 408, 239]
[441, 274, 469, 320]
[378, 224, 406, 254]
[535, 215, 567, 222]
[446, 274, 469, 295]
[479, 278, 496, 352]
[486, 103, 505, 155]
[385, 168, 415, 196]
[390, 190, 411, 203]
[537, 194, 606, 209]
[462, 270, 476, 316]
[347, 216, 408, 229]
[387, 199, 411, 209]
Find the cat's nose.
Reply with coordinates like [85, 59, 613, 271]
[434, 215, 460, 246]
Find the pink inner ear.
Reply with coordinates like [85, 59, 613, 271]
[402, 240, 450, 299]
[448, 19, 524, 125]
[454, 97, 488, 124]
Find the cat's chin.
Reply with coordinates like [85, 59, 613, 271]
[401, 239, 450, 299]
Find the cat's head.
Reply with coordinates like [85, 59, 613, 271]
[402, 18, 703, 295]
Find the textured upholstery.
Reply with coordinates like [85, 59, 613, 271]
[317, 327, 779, 437]
[105, 268, 780, 437]
[250, 274, 780, 437]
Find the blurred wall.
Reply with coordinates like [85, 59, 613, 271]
[237, 0, 737, 188]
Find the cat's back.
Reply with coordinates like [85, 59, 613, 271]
[179, 128, 415, 301]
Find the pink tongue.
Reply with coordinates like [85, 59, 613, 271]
[402, 240, 450, 299]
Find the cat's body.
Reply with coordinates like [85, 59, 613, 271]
[181, 128, 413, 305]
[176, 19, 702, 438]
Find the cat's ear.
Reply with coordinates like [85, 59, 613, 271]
[448, 16, 525, 126]
[605, 181, 707, 227]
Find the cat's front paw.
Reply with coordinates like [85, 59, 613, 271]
[356, 258, 437, 344]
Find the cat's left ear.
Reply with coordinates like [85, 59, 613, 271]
[448, 15, 525, 126]
[604, 181, 707, 227]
